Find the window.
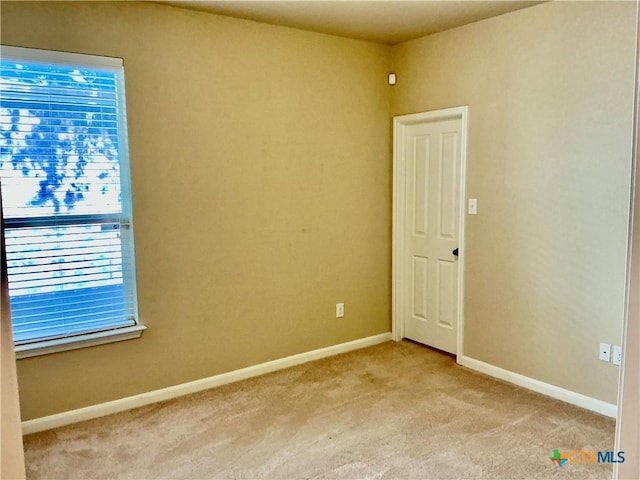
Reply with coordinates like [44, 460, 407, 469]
[0, 46, 143, 358]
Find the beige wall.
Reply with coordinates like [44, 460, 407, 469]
[618, 103, 639, 478]
[617, 6, 640, 473]
[392, 1, 636, 404]
[1, 1, 392, 420]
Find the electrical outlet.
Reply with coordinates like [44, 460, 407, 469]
[612, 345, 622, 366]
[336, 303, 344, 318]
[599, 343, 611, 362]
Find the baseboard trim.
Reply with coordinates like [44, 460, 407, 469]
[460, 356, 618, 418]
[22, 332, 392, 435]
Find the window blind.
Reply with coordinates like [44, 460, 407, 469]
[0, 46, 139, 346]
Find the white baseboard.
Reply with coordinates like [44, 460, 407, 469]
[460, 356, 618, 418]
[22, 332, 392, 435]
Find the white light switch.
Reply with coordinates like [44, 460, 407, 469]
[468, 198, 478, 215]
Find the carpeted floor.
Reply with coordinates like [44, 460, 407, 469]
[22, 340, 615, 479]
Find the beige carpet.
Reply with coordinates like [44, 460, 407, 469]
[23, 340, 615, 479]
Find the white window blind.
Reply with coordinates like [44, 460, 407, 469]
[0, 46, 140, 350]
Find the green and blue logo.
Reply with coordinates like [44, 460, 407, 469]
[550, 449, 568, 467]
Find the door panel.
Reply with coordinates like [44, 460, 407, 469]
[412, 255, 428, 320]
[412, 135, 430, 236]
[437, 259, 455, 328]
[439, 132, 458, 239]
[403, 117, 462, 354]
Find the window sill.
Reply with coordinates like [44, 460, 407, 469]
[15, 325, 146, 359]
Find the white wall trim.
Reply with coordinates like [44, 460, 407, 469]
[22, 332, 392, 435]
[461, 355, 618, 418]
[392, 106, 469, 364]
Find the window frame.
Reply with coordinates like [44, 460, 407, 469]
[0, 45, 144, 358]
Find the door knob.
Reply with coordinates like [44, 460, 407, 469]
[452, 248, 459, 257]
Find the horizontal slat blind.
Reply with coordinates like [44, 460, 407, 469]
[0, 59, 122, 218]
[0, 46, 139, 346]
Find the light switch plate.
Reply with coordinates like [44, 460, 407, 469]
[468, 198, 478, 215]
[599, 342, 611, 362]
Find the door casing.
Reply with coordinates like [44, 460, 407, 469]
[392, 106, 469, 363]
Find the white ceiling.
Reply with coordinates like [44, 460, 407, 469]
[157, 1, 544, 45]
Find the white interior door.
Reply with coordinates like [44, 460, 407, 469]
[398, 112, 464, 354]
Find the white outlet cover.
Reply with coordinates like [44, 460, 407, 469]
[612, 345, 622, 366]
[468, 198, 478, 215]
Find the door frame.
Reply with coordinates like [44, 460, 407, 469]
[392, 106, 469, 363]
